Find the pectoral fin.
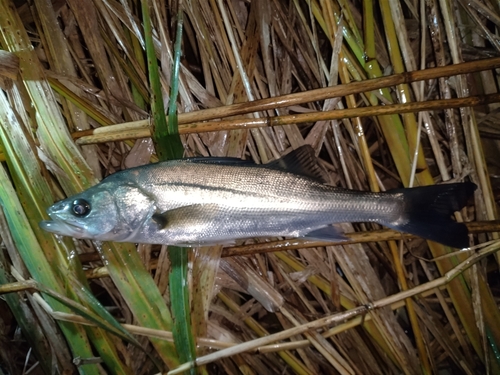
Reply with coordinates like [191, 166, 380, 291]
[152, 204, 222, 230]
[151, 204, 235, 246]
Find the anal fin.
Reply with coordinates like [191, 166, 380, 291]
[303, 226, 347, 242]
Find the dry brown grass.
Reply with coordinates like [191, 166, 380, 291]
[0, 0, 500, 374]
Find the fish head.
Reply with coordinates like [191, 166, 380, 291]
[40, 182, 157, 242]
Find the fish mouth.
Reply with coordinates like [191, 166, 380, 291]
[39, 220, 86, 238]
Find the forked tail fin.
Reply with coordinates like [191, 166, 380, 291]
[385, 182, 477, 248]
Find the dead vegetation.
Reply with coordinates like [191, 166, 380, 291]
[0, 0, 500, 374]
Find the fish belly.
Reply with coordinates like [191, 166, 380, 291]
[144, 193, 397, 246]
[144, 208, 334, 246]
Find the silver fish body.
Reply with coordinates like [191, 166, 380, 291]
[40, 146, 475, 248]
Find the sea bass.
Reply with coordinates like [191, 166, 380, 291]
[40, 146, 476, 248]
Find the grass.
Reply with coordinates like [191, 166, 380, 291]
[0, 0, 499, 374]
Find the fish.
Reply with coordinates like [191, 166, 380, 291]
[40, 146, 476, 248]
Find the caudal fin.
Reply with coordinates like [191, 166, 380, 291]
[386, 182, 477, 248]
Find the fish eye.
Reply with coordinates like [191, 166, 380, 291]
[71, 199, 91, 217]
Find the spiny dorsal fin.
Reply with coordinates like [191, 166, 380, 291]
[266, 145, 327, 183]
[185, 145, 328, 183]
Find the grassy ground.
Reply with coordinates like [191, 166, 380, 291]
[0, 0, 500, 374]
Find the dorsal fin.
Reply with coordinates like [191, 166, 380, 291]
[186, 145, 327, 183]
[266, 145, 327, 183]
[185, 157, 254, 166]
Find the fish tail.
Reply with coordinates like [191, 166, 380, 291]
[385, 182, 477, 248]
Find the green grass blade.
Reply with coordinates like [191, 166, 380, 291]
[0, 240, 54, 374]
[166, 10, 197, 373]
[0, 163, 100, 375]
[98, 241, 181, 369]
[39, 278, 162, 371]
[167, 11, 185, 140]
[169, 249, 197, 369]
[1, 3, 180, 371]
[142, 0, 183, 160]
[142, 3, 196, 371]
[0, 89, 135, 374]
